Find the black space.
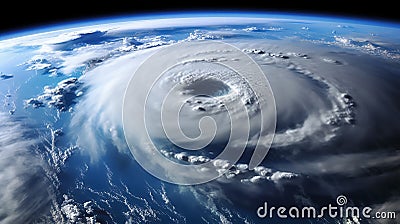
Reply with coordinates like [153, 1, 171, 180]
[1, 1, 399, 34]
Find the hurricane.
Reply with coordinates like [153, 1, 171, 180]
[0, 14, 399, 223]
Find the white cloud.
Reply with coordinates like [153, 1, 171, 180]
[268, 171, 298, 183]
[70, 46, 159, 160]
[25, 77, 82, 111]
[0, 113, 52, 223]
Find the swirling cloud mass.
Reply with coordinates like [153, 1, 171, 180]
[0, 15, 399, 223]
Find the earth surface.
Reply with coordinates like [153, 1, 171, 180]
[0, 13, 399, 224]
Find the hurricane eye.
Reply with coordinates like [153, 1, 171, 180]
[182, 77, 232, 97]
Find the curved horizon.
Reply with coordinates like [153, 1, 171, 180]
[2, 11, 400, 41]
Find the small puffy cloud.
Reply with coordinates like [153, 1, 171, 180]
[268, 171, 298, 183]
[25, 77, 83, 111]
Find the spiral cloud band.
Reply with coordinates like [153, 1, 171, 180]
[123, 41, 276, 185]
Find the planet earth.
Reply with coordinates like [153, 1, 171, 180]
[0, 12, 399, 223]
